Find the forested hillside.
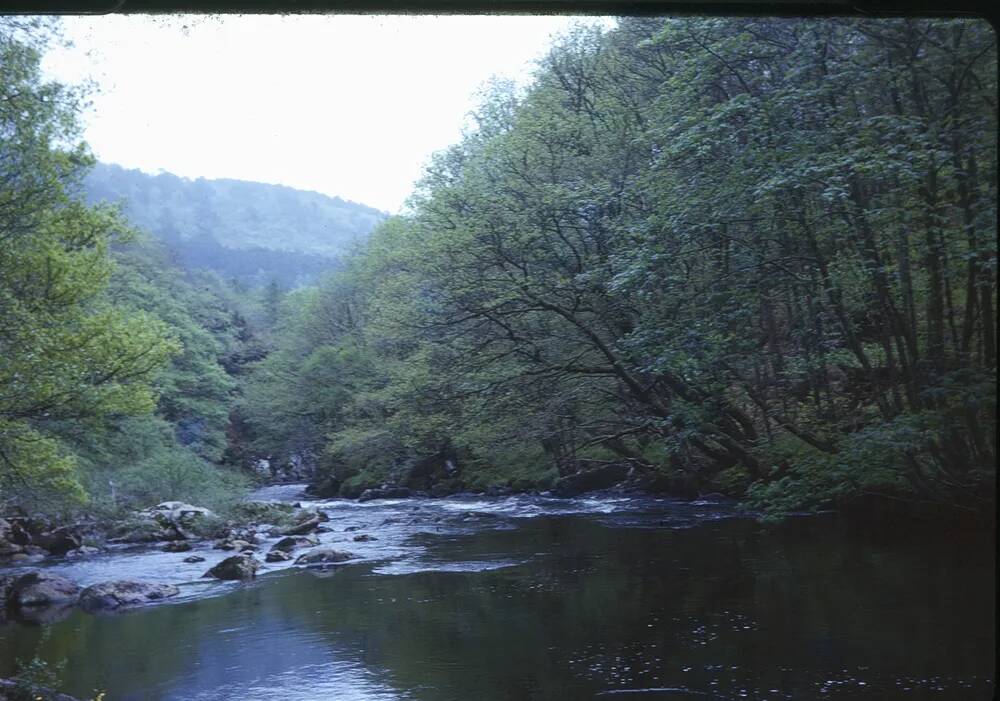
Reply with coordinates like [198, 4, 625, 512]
[1, 16, 996, 526]
[242, 17, 997, 519]
[85, 163, 387, 286]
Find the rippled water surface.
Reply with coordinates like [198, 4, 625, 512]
[0, 487, 994, 700]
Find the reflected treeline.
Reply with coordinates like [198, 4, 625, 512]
[2, 514, 992, 700]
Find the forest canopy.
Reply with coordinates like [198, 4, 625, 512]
[242, 17, 997, 518]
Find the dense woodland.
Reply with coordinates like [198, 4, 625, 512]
[85, 163, 386, 286]
[1, 16, 995, 525]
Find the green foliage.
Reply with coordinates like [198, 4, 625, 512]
[241, 16, 996, 521]
[0, 19, 178, 508]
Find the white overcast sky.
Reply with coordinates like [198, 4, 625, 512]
[42, 14, 614, 213]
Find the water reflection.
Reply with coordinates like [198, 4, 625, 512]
[0, 495, 993, 701]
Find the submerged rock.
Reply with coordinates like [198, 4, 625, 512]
[352, 534, 377, 542]
[294, 546, 354, 566]
[78, 580, 180, 611]
[204, 554, 260, 580]
[162, 541, 192, 552]
[183, 555, 206, 563]
[6, 572, 80, 608]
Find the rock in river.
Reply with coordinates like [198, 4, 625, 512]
[271, 535, 319, 553]
[79, 580, 180, 611]
[183, 555, 206, 563]
[270, 515, 323, 537]
[204, 554, 260, 580]
[35, 526, 82, 556]
[294, 546, 354, 566]
[5, 571, 80, 608]
[265, 550, 293, 563]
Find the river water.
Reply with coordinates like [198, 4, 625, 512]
[0, 486, 994, 700]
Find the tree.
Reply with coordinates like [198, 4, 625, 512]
[0, 19, 178, 508]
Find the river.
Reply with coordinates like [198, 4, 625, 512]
[0, 486, 994, 700]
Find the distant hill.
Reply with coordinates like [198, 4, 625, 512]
[84, 163, 388, 286]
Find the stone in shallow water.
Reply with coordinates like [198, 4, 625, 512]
[66, 545, 101, 557]
[352, 534, 378, 542]
[183, 555, 206, 563]
[294, 546, 354, 566]
[79, 580, 180, 611]
[204, 554, 260, 580]
[271, 535, 319, 553]
[266, 550, 293, 563]
[6, 572, 80, 608]
[270, 515, 322, 537]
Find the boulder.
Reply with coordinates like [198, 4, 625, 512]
[162, 541, 192, 552]
[301, 509, 330, 523]
[0, 539, 24, 557]
[35, 526, 82, 556]
[107, 519, 176, 544]
[204, 554, 260, 580]
[270, 535, 319, 553]
[183, 555, 206, 563]
[352, 534, 377, 542]
[78, 580, 180, 611]
[142, 501, 214, 523]
[294, 546, 354, 566]
[270, 515, 322, 537]
[4, 519, 33, 546]
[265, 550, 293, 563]
[213, 538, 250, 551]
[65, 546, 101, 558]
[137, 502, 215, 539]
[7, 553, 38, 563]
[6, 572, 80, 608]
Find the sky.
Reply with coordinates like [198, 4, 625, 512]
[42, 14, 613, 213]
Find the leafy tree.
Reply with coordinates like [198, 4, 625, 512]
[248, 17, 995, 518]
[0, 19, 178, 509]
